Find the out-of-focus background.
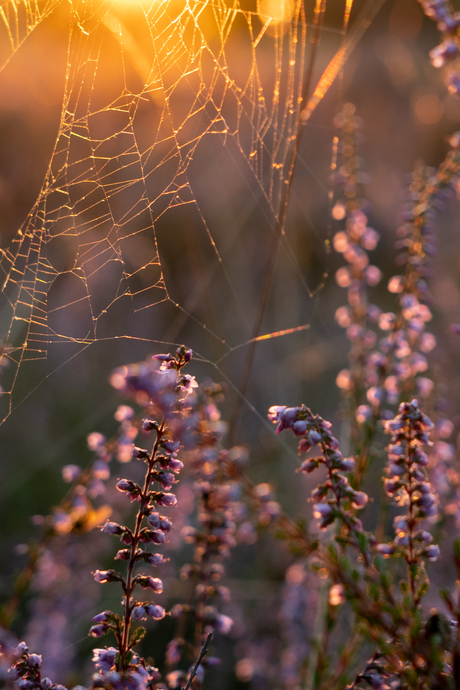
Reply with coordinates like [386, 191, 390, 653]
[1, 0, 460, 686]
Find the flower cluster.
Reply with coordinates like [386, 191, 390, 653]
[343, 138, 460, 432]
[166, 384, 239, 681]
[88, 347, 201, 685]
[268, 405, 368, 536]
[419, 0, 460, 94]
[7, 642, 66, 690]
[91, 648, 161, 690]
[331, 103, 383, 473]
[376, 400, 440, 572]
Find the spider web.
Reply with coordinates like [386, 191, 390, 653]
[0, 0, 375, 425]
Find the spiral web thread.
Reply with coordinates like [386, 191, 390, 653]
[0, 0, 374, 423]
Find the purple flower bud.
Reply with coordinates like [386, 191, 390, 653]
[338, 457, 355, 472]
[28, 654, 42, 667]
[62, 464, 81, 483]
[300, 459, 319, 473]
[90, 624, 108, 637]
[351, 491, 368, 509]
[115, 549, 130, 560]
[117, 479, 134, 492]
[162, 440, 180, 454]
[136, 576, 164, 592]
[143, 418, 158, 431]
[156, 472, 175, 490]
[384, 479, 400, 496]
[145, 552, 168, 566]
[93, 569, 117, 583]
[87, 432, 106, 451]
[101, 521, 124, 535]
[293, 420, 307, 435]
[268, 405, 286, 423]
[425, 544, 440, 561]
[415, 530, 433, 544]
[15, 642, 28, 655]
[153, 354, 174, 362]
[145, 529, 165, 544]
[215, 613, 233, 634]
[93, 648, 117, 673]
[156, 493, 177, 507]
[148, 511, 161, 528]
[429, 39, 459, 67]
[375, 543, 395, 557]
[313, 503, 333, 519]
[309, 431, 322, 445]
[146, 604, 166, 619]
[131, 606, 147, 621]
[92, 610, 112, 623]
[114, 405, 135, 421]
[160, 517, 173, 532]
[132, 447, 150, 460]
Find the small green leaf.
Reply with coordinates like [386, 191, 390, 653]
[129, 626, 147, 649]
[416, 581, 429, 601]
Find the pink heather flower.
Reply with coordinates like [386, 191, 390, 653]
[90, 624, 108, 637]
[365, 265, 382, 286]
[92, 611, 111, 622]
[116, 479, 133, 492]
[356, 405, 372, 424]
[425, 544, 440, 561]
[430, 39, 459, 67]
[156, 493, 177, 507]
[292, 420, 307, 435]
[156, 472, 175, 490]
[93, 648, 117, 672]
[146, 529, 165, 544]
[61, 464, 81, 483]
[168, 458, 184, 473]
[114, 405, 135, 421]
[367, 387, 384, 406]
[115, 549, 130, 560]
[101, 521, 123, 535]
[146, 604, 166, 619]
[87, 432, 106, 451]
[375, 543, 395, 557]
[143, 577, 164, 592]
[28, 654, 42, 667]
[132, 606, 147, 621]
[313, 503, 333, 520]
[339, 457, 355, 471]
[268, 405, 286, 422]
[215, 613, 233, 634]
[93, 570, 110, 583]
[132, 447, 150, 460]
[148, 512, 161, 528]
[162, 440, 180, 454]
[351, 491, 368, 509]
[146, 552, 168, 566]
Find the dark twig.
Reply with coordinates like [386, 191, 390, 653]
[182, 631, 213, 690]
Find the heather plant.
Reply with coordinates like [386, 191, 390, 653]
[6, 3, 460, 690]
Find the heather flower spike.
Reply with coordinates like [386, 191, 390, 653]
[89, 348, 200, 683]
[269, 405, 371, 554]
[378, 400, 439, 599]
